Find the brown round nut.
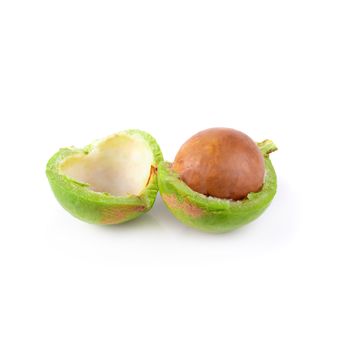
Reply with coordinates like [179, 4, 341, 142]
[172, 128, 265, 200]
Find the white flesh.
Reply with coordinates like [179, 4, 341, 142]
[59, 134, 153, 196]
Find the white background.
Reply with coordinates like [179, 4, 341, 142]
[0, 1, 349, 349]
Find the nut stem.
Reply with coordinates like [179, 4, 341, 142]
[257, 140, 278, 157]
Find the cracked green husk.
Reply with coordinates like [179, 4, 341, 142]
[46, 129, 163, 224]
[157, 140, 277, 233]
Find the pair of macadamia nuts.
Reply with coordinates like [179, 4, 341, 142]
[46, 128, 277, 232]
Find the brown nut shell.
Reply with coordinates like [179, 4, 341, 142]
[172, 128, 265, 200]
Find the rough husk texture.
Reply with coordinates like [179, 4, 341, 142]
[158, 143, 277, 233]
[46, 130, 163, 224]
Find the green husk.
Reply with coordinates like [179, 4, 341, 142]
[46, 130, 163, 224]
[158, 141, 277, 233]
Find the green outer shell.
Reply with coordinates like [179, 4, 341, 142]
[158, 146, 277, 233]
[46, 129, 163, 224]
